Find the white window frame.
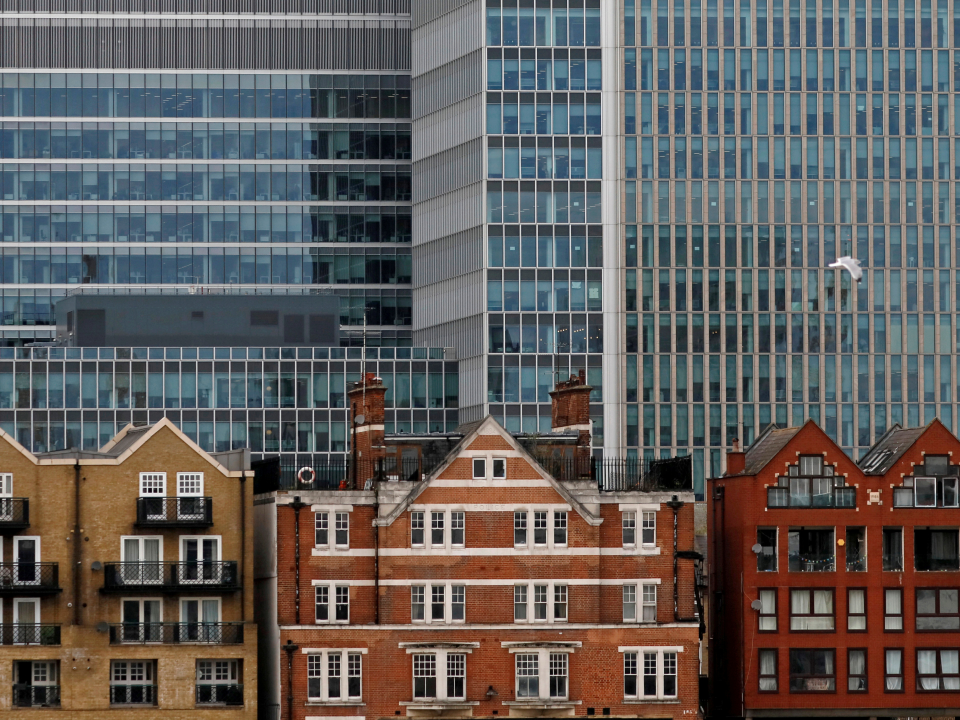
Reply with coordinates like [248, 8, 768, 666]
[642, 583, 658, 622]
[12, 536, 41, 586]
[553, 511, 568, 546]
[623, 585, 637, 622]
[641, 511, 656, 547]
[514, 511, 528, 546]
[0, 473, 12, 496]
[314, 584, 350, 625]
[513, 510, 571, 549]
[176, 472, 203, 496]
[334, 512, 350, 548]
[514, 582, 569, 624]
[450, 511, 465, 547]
[180, 597, 222, 643]
[411, 511, 425, 547]
[430, 511, 445, 547]
[12, 598, 40, 645]
[507, 647, 576, 702]
[306, 649, 365, 703]
[110, 660, 156, 705]
[315, 512, 330, 547]
[120, 597, 163, 643]
[472, 458, 486, 479]
[411, 583, 466, 624]
[622, 511, 637, 547]
[411, 509, 467, 550]
[313, 507, 353, 550]
[401, 646, 476, 703]
[620, 647, 682, 701]
[492, 458, 507, 478]
[196, 659, 240, 704]
[179, 535, 222, 562]
[139, 472, 166, 497]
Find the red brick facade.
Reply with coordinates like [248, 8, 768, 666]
[269, 385, 701, 720]
[709, 419, 960, 718]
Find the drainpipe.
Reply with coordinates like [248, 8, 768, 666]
[665, 495, 701, 624]
[283, 639, 299, 720]
[72, 458, 81, 626]
[290, 497, 305, 625]
[239, 472, 247, 621]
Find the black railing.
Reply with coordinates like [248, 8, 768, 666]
[109, 622, 243, 644]
[136, 497, 213, 526]
[0, 624, 60, 645]
[197, 683, 244, 706]
[0, 563, 60, 593]
[273, 456, 439, 491]
[0, 498, 29, 529]
[110, 684, 157, 705]
[13, 684, 59, 708]
[533, 455, 694, 493]
[102, 561, 239, 592]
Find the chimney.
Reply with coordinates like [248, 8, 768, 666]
[726, 437, 746, 475]
[550, 370, 592, 461]
[348, 373, 387, 489]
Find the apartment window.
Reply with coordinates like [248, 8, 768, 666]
[308, 651, 364, 702]
[622, 649, 678, 699]
[515, 651, 572, 701]
[847, 589, 866, 631]
[446, 655, 466, 699]
[431, 512, 444, 546]
[759, 589, 777, 631]
[493, 458, 506, 478]
[13, 661, 58, 709]
[451, 512, 465, 546]
[915, 528, 960, 570]
[413, 655, 436, 699]
[770, 456, 853, 508]
[885, 649, 904, 691]
[885, 588, 904, 631]
[411, 512, 425, 546]
[534, 512, 548, 544]
[516, 654, 539, 698]
[759, 650, 778, 692]
[623, 512, 637, 546]
[848, 650, 867, 692]
[412, 586, 425, 621]
[515, 586, 528, 621]
[534, 585, 548, 620]
[549, 654, 568, 699]
[514, 512, 527, 545]
[787, 527, 835, 571]
[411, 652, 467, 701]
[110, 660, 156, 705]
[641, 511, 656, 545]
[412, 584, 465, 624]
[642, 584, 657, 621]
[624, 653, 638, 696]
[788, 649, 835, 692]
[917, 649, 960, 690]
[892, 458, 960, 508]
[315, 513, 329, 546]
[789, 589, 835, 631]
[315, 585, 349, 624]
[177, 472, 203, 496]
[451, 586, 465, 621]
[334, 513, 349, 547]
[553, 585, 568, 621]
[846, 527, 866, 571]
[472, 459, 486, 479]
[120, 536, 161, 585]
[553, 512, 567, 545]
[916, 588, 960, 630]
[139, 472, 166, 497]
[757, 528, 777, 571]
[431, 586, 445, 621]
[882, 527, 904, 571]
[196, 660, 241, 706]
[623, 585, 637, 621]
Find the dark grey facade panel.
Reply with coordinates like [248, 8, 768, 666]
[413, 227, 483, 287]
[0, 0, 410, 14]
[411, 48, 481, 119]
[410, 0, 472, 28]
[412, 138, 482, 204]
[0, 18, 410, 70]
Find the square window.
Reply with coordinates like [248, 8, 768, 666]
[493, 458, 506, 478]
[917, 648, 960, 691]
[916, 587, 960, 630]
[787, 527, 835, 572]
[789, 589, 835, 631]
[472, 458, 486, 479]
[788, 649, 835, 692]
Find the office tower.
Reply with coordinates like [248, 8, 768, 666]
[412, 0, 621, 454]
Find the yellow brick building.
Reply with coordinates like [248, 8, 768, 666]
[0, 417, 256, 718]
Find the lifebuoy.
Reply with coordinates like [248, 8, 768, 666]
[297, 466, 316, 484]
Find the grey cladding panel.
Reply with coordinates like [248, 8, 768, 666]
[411, 0, 474, 27]
[7, 0, 412, 12]
[284, 314, 305, 343]
[413, 138, 482, 204]
[412, 49, 482, 119]
[251, 311, 280, 327]
[77, 309, 106, 347]
[309, 314, 337, 344]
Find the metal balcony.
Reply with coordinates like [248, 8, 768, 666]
[196, 683, 244, 706]
[0, 624, 60, 645]
[0, 563, 60, 595]
[13, 684, 60, 708]
[109, 622, 243, 645]
[102, 561, 239, 593]
[110, 684, 157, 706]
[0, 499, 29, 531]
[136, 497, 213, 527]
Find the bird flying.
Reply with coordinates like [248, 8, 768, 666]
[828, 256, 863, 282]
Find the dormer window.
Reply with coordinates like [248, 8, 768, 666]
[767, 456, 855, 509]
[892, 456, 960, 508]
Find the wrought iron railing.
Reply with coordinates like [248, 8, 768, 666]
[109, 622, 243, 644]
[533, 455, 694, 493]
[272, 457, 433, 491]
[102, 561, 239, 591]
[136, 497, 212, 526]
[197, 683, 244, 706]
[0, 624, 60, 645]
[0, 563, 59, 592]
[0, 498, 29, 528]
[110, 684, 157, 705]
[13, 684, 59, 707]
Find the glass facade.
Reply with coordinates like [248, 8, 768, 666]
[623, 0, 960, 494]
[0, 345, 458, 459]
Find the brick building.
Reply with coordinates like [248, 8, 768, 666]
[0, 417, 256, 717]
[708, 419, 960, 718]
[256, 372, 702, 720]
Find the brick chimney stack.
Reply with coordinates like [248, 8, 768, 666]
[348, 373, 386, 489]
[725, 437, 746, 475]
[549, 369, 592, 460]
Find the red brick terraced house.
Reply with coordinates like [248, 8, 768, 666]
[255, 372, 702, 720]
[708, 418, 960, 719]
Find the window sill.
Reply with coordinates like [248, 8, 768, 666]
[502, 700, 581, 708]
[623, 699, 679, 705]
[399, 701, 479, 708]
[305, 701, 365, 707]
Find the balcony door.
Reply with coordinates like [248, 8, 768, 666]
[121, 537, 162, 585]
[181, 537, 220, 584]
[181, 598, 220, 642]
[13, 598, 39, 645]
[122, 599, 162, 643]
[0, 473, 12, 521]
[13, 537, 39, 585]
[139, 473, 167, 521]
[177, 473, 204, 520]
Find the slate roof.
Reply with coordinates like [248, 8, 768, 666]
[740, 424, 804, 475]
[858, 422, 931, 475]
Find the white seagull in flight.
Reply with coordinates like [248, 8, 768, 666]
[829, 256, 863, 282]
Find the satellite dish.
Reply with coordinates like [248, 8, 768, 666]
[750, 600, 763, 611]
[91, 560, 102, 571]
[96, 621, 109, 633]
[355, 414, 366, 425]
[751, 543, 763, 554]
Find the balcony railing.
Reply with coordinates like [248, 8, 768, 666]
[768, 486, 857, 509]
[197, 683, 244, 706]
[0, 563, 60, 594]
[102, 561, 239, 592]
[110, 684, 157, 706]
[109, 622, 243, 644]
[0, 624, 60, 645]
[136, 497, 213, 527]
[0, 498, 29, 530]
[13, 684, 59, 708]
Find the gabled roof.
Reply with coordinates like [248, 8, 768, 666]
[741, 423, 804, 475]
[858, 421, 934, 475]
[378, 415, 602, 528]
